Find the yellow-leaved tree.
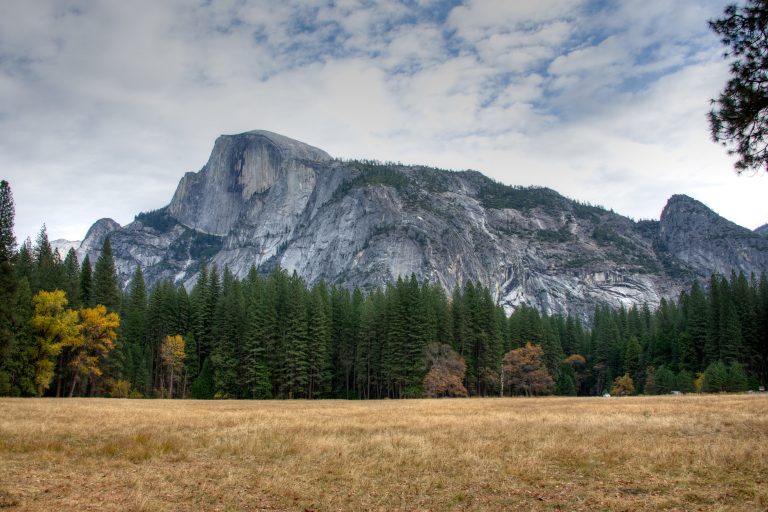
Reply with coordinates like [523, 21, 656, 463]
[67, 305, 119, 397]
[160, 335, 185, 398]
[30, 290, 80, 397]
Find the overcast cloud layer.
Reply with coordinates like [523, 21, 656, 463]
[1, 0, 766, 243]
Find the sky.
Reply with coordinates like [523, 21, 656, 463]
[1, 0, 766, 244]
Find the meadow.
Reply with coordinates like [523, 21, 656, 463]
[1, 395, 766, 511]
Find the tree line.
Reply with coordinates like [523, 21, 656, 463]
[1, 180, 766, 398]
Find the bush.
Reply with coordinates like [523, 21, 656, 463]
[108, 379, 131, 398]
[704, 361, 728, 392]
[676, 370, 694, 393]
[610, 373, 635, 396]
[654, 366, 677, 394]
[726, 363, 748, 392]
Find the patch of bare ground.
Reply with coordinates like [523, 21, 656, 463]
[1, 395, 766, 511]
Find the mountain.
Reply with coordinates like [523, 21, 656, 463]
[756, 224, 768, 237]
[72, 130, 768, 321]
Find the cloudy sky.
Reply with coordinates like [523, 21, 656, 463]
[2, 0, 766, 243]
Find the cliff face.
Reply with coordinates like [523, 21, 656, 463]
[73, 130, 768, 321]
[168, 130, 332, 236]
[659, 195, 768, 277]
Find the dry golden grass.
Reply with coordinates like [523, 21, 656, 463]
[1, 395, 766, 511]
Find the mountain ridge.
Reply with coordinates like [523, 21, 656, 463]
[59, 130, 768, 322]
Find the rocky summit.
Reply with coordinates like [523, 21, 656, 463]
[68, 130, 768, 322]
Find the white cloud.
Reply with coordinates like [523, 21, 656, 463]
[1, 0, 765, 246]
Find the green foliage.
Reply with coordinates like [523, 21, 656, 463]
[0, 181, 16, 393]
[92, 239, 120, 312]
[704, 361, 728, 392]
[555, 365, 577, 396]
[676, 369, 695, 393]
[709, 0, 768, 173]
[478, 181, 568, 212]
[727, 362, 748, 392]
[654, 366, 677, 394]
[0, 179, 765, 402]
[191, 358, 215, 399]
[134, 208, 178, 232]
[169, 230, 225, 261]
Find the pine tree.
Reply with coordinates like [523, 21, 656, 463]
[281, 271, 309, 398]
[79, 256, 93, 307]
[33, 226, 63, 293]
[704, 275, 723, 365]
[211, 268, 244, 397]
[726, 362, 748, 391]
[242, 276, 273, 399]
[719, 301, 744, 364]
[306, 283, 331, 398]
[680, 280, 708, 371]
[121, 267, 148, 391]
[0, 181, 16, 394]
[190, 358, 215, 399]
[189, 264, 211, 373]
[623, 336, 643, 384]
[92, 239, 120, 311]
[61, 249, 80, 309]
[703, 361, 728, 392]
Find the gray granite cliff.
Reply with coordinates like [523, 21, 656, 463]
[73, 131, 768, 321]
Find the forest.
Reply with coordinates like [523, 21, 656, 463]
[1, 180, 767, 399]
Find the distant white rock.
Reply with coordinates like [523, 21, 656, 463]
[51, 239, 81, 257]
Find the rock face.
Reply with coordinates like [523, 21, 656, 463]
[74, 130, 768, 322]
[659, 195, 768, 277]
[168, 130, 332, 235]
[756, 224, 768, 237]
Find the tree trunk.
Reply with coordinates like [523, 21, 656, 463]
[68, 374, 79, 398]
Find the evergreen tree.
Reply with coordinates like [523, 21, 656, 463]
[623, 336, 643, 386]
[189, 264, 211, 372]
[211, 268, 244, 397]
[654, 366, 677, 394]
[704, 275, 723, 365]
[242, 274, 273, 399]
[61, 249, 80, 309]
[680, 280, 708, 371]
[726, 362, 749, 392]
[92, 239, 120, 311]
[79, 255, 93, 307]
[704, 361, 728, 392]
[120, 267, 148, 391]
[555, 364, 578, 396]
[719, 300, 744, 364]
[33, 225, 63, 293]
[676, 369, 694, 393]
[306, 282, 331, 398]
[0, 181, 16, 393]
[279, 272, 309, 398]
[190, 358, 215, 399]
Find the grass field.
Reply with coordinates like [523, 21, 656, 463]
[1, 395, 766, 511]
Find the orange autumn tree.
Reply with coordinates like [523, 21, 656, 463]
[67, 305, 119, 397]
[30, 290, 80, 397]
[423, 343, 468, 398]
[160, 335, 185, 398]
[502, 342, 554, 397]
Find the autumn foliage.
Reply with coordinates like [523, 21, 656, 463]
[422, 343, 468, 398]
[502, 343, 554, 396]
[160, 334, 185, 398]
[610, 373, 635, 396]
[30, 290, 119, 397]
[30, 290, 80, 397]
